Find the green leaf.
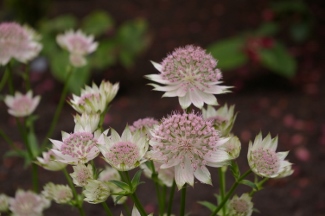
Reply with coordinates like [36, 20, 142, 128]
[230, 161, 241, 180]
[259, 42, 297, 77]
[4, 149, 27, 158]
[197, 201, 217, 212]
[109, 180, 130, 192]
[81, 10, 114, 36]
[68, 66, 91, 94]
[39, 15, 77, 33]
[89, 39, 117, 69]
[254, 22, 279, 36]
[27, 131, 40, 158]
[131, 170, 143, 190]
[240, 179, 258, 190]
[206, 37, 248, 70]
[290, 22, 311, 42]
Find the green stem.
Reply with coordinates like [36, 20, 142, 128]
[31, 163, 39, 192]
[161, 185, 167, 216]
[150, 161, 164, 216]
[249, 177, 269, 196]
[101, 202, 113, 216]
[0, 67, 9, 92]
[218, 167, 226, 216]
[180, 185, 187, 216]
[23, 64, 31, 91]
[7, 62, 14, 94]
[63, 168, 86, 216]
[98, 105, 110, 131]
[167, 181, 176, 216]
[0, 128, 19, 151]
[41, 67, 74, 148]
[210, 170, 252, 216]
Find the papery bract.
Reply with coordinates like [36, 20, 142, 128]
[146, 45, 230, 109]
[83, 180, 110, 204]
[36, 149, 67, 171]
[227, 193, 254, 216]
[42, 183, 73, 204]
[4, 91, 40, 117]
[70, 163, 94, 187]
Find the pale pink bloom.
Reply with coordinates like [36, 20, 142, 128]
[202, 104, 237, 136]
[50, 124, 104, 165]
[146, 45, 230, 109]
[69, 81, 119, 114]
[56, 30, 98, 67]
[247, 133, 293, 178]
[227, 193, 253, 216]
[42, 183, 73, 204]
[148, 112, 231, 189]
[130, 117, 159, 139]
[70, 163, 94, 187]
[4, 91, 40, 117]
[141, 161, 174, 187]
[9, 189, 50, 216]
[74, 113, 100, 133]
[0, 22, 42, 65]
[98, 126, 148, 171]
[36, 149, 67, 171]
[83, 180, 110, 204]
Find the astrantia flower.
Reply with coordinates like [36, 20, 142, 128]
[130, 117, 159, 139]
[227, 193, 253, 216]
[4, 91, 40, 117]
[148, 112, 231, 189]
[247, 133, 294, 178]
[98, 126, 148, 171]
[83, 180, 110, 204]
[36, 149, 67, 171]
[221, 135, 241, 160]
[42, 183, 73, 204]
[70, 163, 94, 187]
[146, 45, 230, 109]
[56, 30, 98, 67]
[9, 190, 50, 216]
[0, 22, 42, 65]
[141, 161, 174, 187]
[202, 104, 237, 136]
[0, 194, 9, 212]
[50, 125, 104, 165]
[69, 81, 119, 114]
[99, 166, 127, 204]
[74, 113, 100, 133]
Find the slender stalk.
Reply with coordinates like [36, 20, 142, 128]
[0, 128, 19, 151]
[218, 167, 226, 216]
[249, 177, 269, 196]
[180, 185, 187, 216]
[149, 161, 164, 216]
[63, 167, 86, 216]
[101, 202, 113, 216]
[161, 185, 167, 216]
[41, 67, 74, 148]
[6, 62, 14, 94]
[167, 181, 176, 216]
[0, 67, 9, 92]
[23, 64, 31, 91]
[210, 170, 252, 216]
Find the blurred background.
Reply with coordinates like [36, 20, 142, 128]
[0, 0, 324, 215]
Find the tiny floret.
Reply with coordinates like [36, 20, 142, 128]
[227, 193, 253, 216]
[146, 45, 230, 109]
[42, 183, 73, 204]
[247, 133, 294, 178]
[98, 126, 148, 171]
[9, 189, 50, 216]
[148, 112, 231, 189]
[0, 22, 42, 65]
[56, 30, 98, 67]
[4, 91, 40, 117]
[70, 163, 94, 187]
[83, 180, 110, 204]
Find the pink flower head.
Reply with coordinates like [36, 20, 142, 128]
[130, 117, 159, 139]
[148, 112, 230, 189]
[146, 45, 231, 109]
[0, 22, 42, 65]
[4, 91, 40, 117]
[50, 125, 104, 165]
[98, 126, 148, 171]
[9, 189, 50, 216]
[36, 149, 67, 171]
[248, 133, 293, 178]
[56, 30, 98, 67]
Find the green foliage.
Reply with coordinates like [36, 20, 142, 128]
[38, 11, 150, 93]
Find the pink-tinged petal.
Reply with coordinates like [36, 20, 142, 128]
[194, 166, 212, 185]
[205, 150, 230, 163]
[160, 158, 180, 169]
[49, 139, 63, 149]
[4, 95, 14, 107]
[175, 161, 194, 189]
[145, 74, 171, 84]
[189, 90, 204, 109]
[150, 61, 162, 72]
[197, 91, 218, 106]
[277, 151, 289, 160]
[179, 94, 191, 109]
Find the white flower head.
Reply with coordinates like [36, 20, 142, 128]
[56, 29, 98, 67]
[98, 126, 149, 171]
[4, 91, 40, 117]
[141, 161, 174, 187]
[247, 133, 294, 178]
[145, 45, 231, 109]
[36, 149, 67, 171]
[74, 113, 100, 133]
[227, 193, 254, 216]
[0, 194, 9, 212]
[69, 80, 119, 114]
[148, 112, 231, 189]
[50, 127, 104, 165]
[0, 22, 42, 65]
[42, 183, 73, 204]
[83, 180, 110, 204]
[202, 104, 237, 136]
[70, 163, 94, 187]
[9, 189, 50, 216]
[129, 117, 159, 139]
[221, 135, 241, 160]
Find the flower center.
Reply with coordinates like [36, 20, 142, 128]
[78, 93, 100, 105]
[106, 141, 140, 168]
[230, 199, 249, 213]
[251, 147, 280, 176]
[12, 96, 33, 114]
[61, 132, 98, 162]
